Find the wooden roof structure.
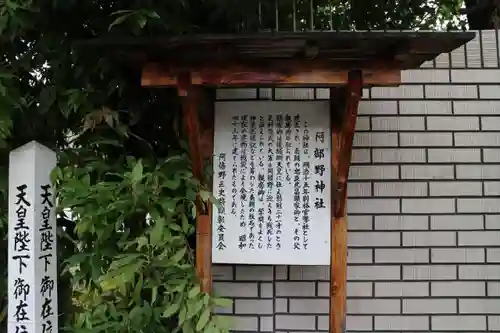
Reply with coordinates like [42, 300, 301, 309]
[76, 31, 474, 333]
[77, 31, 474, 87]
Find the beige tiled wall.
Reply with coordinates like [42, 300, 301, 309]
[214, 30, 500, 333]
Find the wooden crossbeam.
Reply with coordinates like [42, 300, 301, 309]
[329, 71, 363, 333]
[177, 74, 214, 294]
[143, 62, 400, 87]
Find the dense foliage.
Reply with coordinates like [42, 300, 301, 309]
[0, 0, 486, 332]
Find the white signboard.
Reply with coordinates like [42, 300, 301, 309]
[212, 101, 331, 265]
[8, 141, 58, 333]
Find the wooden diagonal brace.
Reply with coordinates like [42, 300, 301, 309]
[178, 73, 213, 294]
[329, 71, 363, 333]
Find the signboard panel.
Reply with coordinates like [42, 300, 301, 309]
[212, 101, 331, 265]
[8, 141, 58, 333]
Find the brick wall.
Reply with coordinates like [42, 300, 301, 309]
[213, 30, 500, 333]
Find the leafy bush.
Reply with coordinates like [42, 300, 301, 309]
[54, 142, 231, 333]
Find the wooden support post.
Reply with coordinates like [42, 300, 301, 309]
[178, 73, 214, 294]
[329, 71, 363, 333]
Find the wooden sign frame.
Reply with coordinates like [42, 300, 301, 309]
[168, 68, 363, 333]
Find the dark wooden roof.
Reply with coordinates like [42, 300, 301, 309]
[76, 31, 475, 70]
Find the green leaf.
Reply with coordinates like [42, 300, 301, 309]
[110, 9, 133, 16]
[200, 190, 210, 202]
[50, 166, 63, 184]
[137, 15, 147, 29]
[39, 86, 57, 114]
[182, 320, 194, 333]
[92, 322, 117, 332]
[212, 315, 233, 331]
[92, 304, 107, 317]
[145, 10, 161, 19]
[212, 297, 232, 308]
[63, 252, 89, 267]
[162, 176, 181, 190]
[186, 299, 204, 320]
[203, 293, 210, 306]
[203, 323, 217, 333]
[133, 273, 143, 301]
[178, 305, 187, 325]
[151, 286, 158, 305]
[172, 280, 188, 293]
[0, 15, 8, 34]
[76, 312, 86, 328]
[196, 308, 210, 331]
[181, 214, 191, 234]
[179, 140, 190, 152]
[142, 302, 153, 323]
[168, 222, 182, 232]
[171, 247, 187, 263]
[130, 305, 142, 322]
[162, 302, 180, 318]
[100, 276, 121, 292]
[131, 159, 144, 184]
[109, 12, 132, 30]
[109, 253, 144, 270]
[209, 193, 221, 207]
[188, 285, 201, 299]
[150, 217, 165, 245]
[136, 236, 149, 250]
